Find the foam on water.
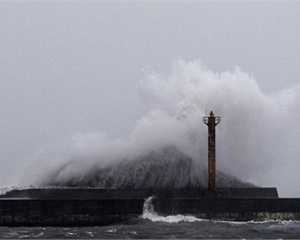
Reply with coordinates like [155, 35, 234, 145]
[141, 196, 207, 223]
[215, 219, 300, 225]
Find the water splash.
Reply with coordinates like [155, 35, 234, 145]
[42, 146, 254, 188]
[141, 196, 206, 223]
[16, 59, 300, 196]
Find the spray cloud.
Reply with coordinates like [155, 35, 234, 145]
[16, 60, 300, 197]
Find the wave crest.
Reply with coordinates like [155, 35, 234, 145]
[43, 146, 255, 188]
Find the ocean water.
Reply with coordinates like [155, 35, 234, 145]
[1, 198, 300, 239]
[1, 218, 300, 239]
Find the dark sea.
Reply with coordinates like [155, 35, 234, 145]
[1, 213, 300, 239]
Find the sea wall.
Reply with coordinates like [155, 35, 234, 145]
[0, 188, 278, 199]
[1, 188, 298, 226]
[0, 199, 144, 226]
[1, 197, 300, 226]
[153, 198, 300, 221]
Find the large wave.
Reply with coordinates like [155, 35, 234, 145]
[43, 146, 254, 188]
[17, 60, 300, 196]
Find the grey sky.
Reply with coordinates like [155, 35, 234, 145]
[1, 2, 300, 189]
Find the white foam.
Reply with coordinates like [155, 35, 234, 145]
[213, 219, 300, 225]
[141, 196, 207, 223]
[0, 186, 28, 196]
[142, 213, 207, 223]
[0, 185, 83, 196]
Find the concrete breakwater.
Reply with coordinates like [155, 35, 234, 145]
[0, 188, 278, 199]
[1, 188, 300, 226]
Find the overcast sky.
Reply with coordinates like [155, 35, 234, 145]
[1, 2, 300, 188]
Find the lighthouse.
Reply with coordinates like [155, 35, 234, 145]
[202, 111, 221, 191]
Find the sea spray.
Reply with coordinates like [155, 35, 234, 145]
[16, 59, 300, 196]
[42, 147, 254, 188]
[141, 196, 206, 223]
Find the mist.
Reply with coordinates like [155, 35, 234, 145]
[1, 2, 300, 197]
[13, 60, 300, 197]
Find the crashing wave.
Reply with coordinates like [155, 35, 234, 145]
[43, 146, 255, 188]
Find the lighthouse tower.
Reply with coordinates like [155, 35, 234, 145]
[202, 111, 221, 191]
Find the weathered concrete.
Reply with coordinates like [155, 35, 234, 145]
[0, 187, 291, 226]
[0, 196, 300, 226]
[0, 188, 278, 199]
[0, 199, 144, 226]
[153, 198, 300, 221]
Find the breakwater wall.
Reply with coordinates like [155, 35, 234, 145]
[2, 188, 300, 226]
[153, 198, 300, 221]
[0, 188, 278, 199]
[0, 199, 143, 226]
[1, 198, 300, 226]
